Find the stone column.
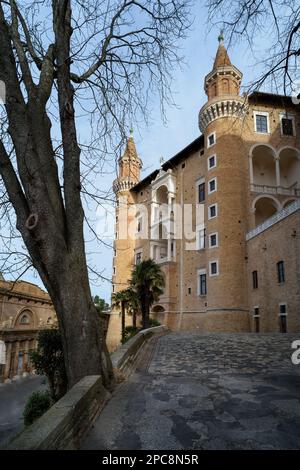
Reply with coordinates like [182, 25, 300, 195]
[23, 339, 30, 373]
[249, 156, 254, 185]
[275, 157, 280, 188]
[13, 341, 20, 377]
[3, 342, 12, 380]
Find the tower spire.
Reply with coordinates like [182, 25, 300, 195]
[113, 131, 142, 194]
[203, 34, 242, 100]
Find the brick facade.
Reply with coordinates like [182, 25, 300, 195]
[106, 39, 300, 351]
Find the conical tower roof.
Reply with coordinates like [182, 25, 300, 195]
[213, 42, 232, 69]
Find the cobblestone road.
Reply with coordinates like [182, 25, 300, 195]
[83, 333, 300, 450]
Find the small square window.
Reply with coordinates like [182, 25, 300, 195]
[255, 113, 269, 133]
[208, 178, 217, 194]
[207, 132, 216, 148]
[208, 155, 216, 170]
[208, 204, 217, 219]
[254, 307, 259, 316]
[210, 261, 219, 276]
[209, 233, 218, 248]
[280, 304, 286, 314]
[282, 118, 294, 136]
[280, 114, 295, 137]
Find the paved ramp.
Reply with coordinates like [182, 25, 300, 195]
[82, 333, 300, 450]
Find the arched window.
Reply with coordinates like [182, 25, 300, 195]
[17, 309, 33, 327]
[20, 314, 29, 325]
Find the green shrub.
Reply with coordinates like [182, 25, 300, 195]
[122, 326, 139, 343]
[30, 329, 67, 401]
[149, 318, 161, 327]
[23, 390, 52, 426]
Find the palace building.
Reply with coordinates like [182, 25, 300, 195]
[0, 276, 56, 382]
[106, 37, 300, 351]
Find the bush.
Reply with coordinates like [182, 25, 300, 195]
[23, 390, 52, 426]
[149, 318, 161, 327]
[30, 329, 67, 402]
[122, 326, 139, 343]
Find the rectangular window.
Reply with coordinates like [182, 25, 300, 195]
[198, 182, 205, 203]
[279, 305, 287, 333]
[280, 113, 295, 136]
[197, 228, 206, 250]
[113, 266, 116, 275]
[207, 132, 216, 148]
[254, 112, 269, 133]
[208, 155, 217, 170]
[136, 252, 142, 265]
[114, 249, 116, 257]
[198, 269, 207, 296]
[277, 261, 285, 283]
[209, 260, 219, 277]
[208, 178, 217, 194]
[208, 204, 218, 220]
[209, 232, 218, 248]
[252, 270, 258, 289]
[253, 308, 260, 333]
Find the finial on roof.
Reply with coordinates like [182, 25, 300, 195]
[129, 127, 134, 137]
[159, 156, 165, 167]
[218, 30, 224, 44]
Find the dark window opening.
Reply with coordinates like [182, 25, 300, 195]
[199, 274, 207, 296]
[209, 205, 216, 218]
[282, 118, 294, 136]
[210, 262, 218, 275]
[252, 270, 258, 289]
[277, 261, 285, 283]
[198, 182, 205, 203]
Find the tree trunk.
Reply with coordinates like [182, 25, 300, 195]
[121, 301, 126, 343]
[132, 309, 137, 329]
[43, 256, 113, 389]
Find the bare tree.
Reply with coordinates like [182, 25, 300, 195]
[0, 0, 192, 388]
[207, 0, 300, 94]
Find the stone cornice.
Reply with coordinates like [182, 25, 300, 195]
[204, 65, 243, 88]
[113, 177, 138, 194]
[199, 95, 247, 132]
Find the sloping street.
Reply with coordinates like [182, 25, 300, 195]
[83, 333, 300, 450]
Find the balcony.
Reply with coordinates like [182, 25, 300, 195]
[250, 183, 300, 197]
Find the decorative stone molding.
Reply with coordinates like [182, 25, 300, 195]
[199, 95, 247, 132]
[246, 199, 300, 240]
[113, 177, 137, 194]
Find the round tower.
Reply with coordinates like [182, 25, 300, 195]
[199, 36, 250, 331]
[106, 131, 142, 351]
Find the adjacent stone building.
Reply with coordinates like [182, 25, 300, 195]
[0, 277, 56, 382]
[107, 37, 300, 351]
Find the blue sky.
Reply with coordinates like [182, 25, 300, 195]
[8, 3, 273, 301]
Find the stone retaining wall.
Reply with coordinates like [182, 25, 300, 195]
[6, 375, 110, 450]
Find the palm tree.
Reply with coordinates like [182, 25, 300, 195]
[112, 287, 141, 341]
[112, 290, 128, 343]
[124, 287, 140, 329]
[131, 259, 165, 329]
